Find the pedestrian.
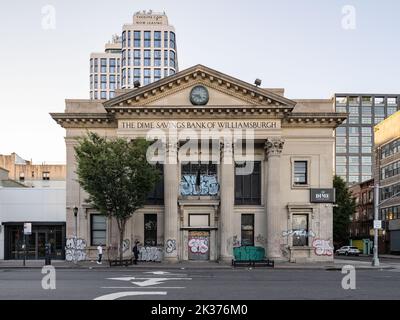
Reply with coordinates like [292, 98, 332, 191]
[132, 241, 140, 265]
[97, 244, 103, 264]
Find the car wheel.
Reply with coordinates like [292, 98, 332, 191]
[345, 252, 349, 256]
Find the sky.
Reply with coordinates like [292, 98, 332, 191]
[0, 0, 399, 163]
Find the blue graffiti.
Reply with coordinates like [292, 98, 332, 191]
[180, 175, 219, 196]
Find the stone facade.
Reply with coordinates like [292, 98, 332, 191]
[51, 65, 346, 263]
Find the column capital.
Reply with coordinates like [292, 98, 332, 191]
[264, 138, 285, 158]
[220, 141, 234, 164]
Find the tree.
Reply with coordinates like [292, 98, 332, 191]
[333, 175, 356, 248]
[75, 132, 160, 261]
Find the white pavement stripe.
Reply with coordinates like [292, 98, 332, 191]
[94, 291, 167, 300]
[101, 287, 185, 289]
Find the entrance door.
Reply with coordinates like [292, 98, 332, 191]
[188, 231, 210, 261]
[37, 232, 46, 259]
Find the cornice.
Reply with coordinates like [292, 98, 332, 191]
[50, 113, 116, 128]
[282, 112, 348, 128]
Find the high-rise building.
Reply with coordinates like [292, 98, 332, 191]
[334, 94, 400, 184]
[90, 35, 122, 100]
[89, 11, 178, 100]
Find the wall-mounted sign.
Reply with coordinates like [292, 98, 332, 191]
[373, 220, 382, 230]
[24, 223, 32, 235]
[310, 189, 336, 203]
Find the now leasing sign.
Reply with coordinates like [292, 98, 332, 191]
[310, 189, 336, 203]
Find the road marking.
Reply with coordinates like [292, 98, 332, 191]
[145, 271, 187, 276]
[101, 287, 185, 289]
[107, 277, 192, 287]
[94, 291, 167, 300]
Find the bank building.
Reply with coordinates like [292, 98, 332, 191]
[51, 65, 346, 263]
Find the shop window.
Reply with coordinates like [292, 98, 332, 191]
[292, 214, 309, 246]
[42, 172, 50, 181]
[144, 214, 157, 246]
[91, 215, 106, 246]
[146, 164, 164, 205]
[241, 214, 254, 246]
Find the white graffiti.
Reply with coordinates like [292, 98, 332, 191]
[180, 175, 219, 196]
[166, 239, 176, 254]
[139, 246, 163, 262]
[65, 237, 87, 262]
[122, 239, 130, 253]
[312, 239, 334, 256]
[188, 238, 209, 254]
[282, 229, 316, 238]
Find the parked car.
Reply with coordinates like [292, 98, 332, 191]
[335, 246, 361, 256]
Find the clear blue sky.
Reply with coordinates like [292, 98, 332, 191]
[0, 0, 399, 163]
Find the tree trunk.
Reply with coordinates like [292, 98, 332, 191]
[117, 219, 126, 262]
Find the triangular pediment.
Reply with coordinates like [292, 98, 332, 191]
[104, 65, 296, 110]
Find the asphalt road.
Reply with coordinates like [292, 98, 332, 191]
[1, 267, 400, 300]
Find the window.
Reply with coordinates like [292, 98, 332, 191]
[122, 31, 126, 47]
[101, 75, 107, 89]
[144, 68, 151, 85]
[336, 137, 346, 146]
[381, 139, 400, 159]
[154, 31, 161, 48]
[374, 97, 385, 105]
[349, 117, 359, 124]
[349, 96, 360, 106]
[388, 107, 397, 116]
[349, 176, 359, 183]
[127, 49, 131, 66]
[164, 31, 168, 47]
[181, 162, 218, 196]
[374, 118, 384, 125]
[154, 68, 161, 81]
[362, 146, 372, 153]
[109, 91, 115, 99]
[362, 137, 372, 146]
[349, 107, 359, 115]
[241, 214, 254, 246]
[361, 117, 372, 124]
[144, 50, 151, 66]
[134, 68, 141, 83]
[122, 50, 126, 67]
[292, 214, 308, 246]
[361, 156, 372, 165]
[91, 215, 106, 246]
[381, 205, 400, 221]
[349, 137, 359, 146]
[109, 59, 116, 73]
[349, 165, 359, 174]
[94, 58, 98, 72]
[19, 172, 25, 181]
[336, 146, 347, 153]
[170, 32, 176, 49]
[42, 172, 50, 181]
[361, 127, 372, 136]
[101, 91, 107, 99]
[336, 166, 347, 174]
[122, 69, 126, 86]
[134, 50, 141, 66]
[235, 162, 261, 205]
[128, 30, 131, 47]
[348, 127, 359, 136]
[349, 156, 359, 165]
[294, 161, 308, 185]
[154, 50, 161, 66]
[144, 31, 151, 47]
[387, 97, 397, 106]
[147, 164, 164, 204]
[134, 31, 141, 47]
[375, 106, 385, 117]
[336, 156, 347, 165]
[336, 127, 346, 136]
[144, 214, 157, 246]
[164, 50, 168, 67]
[336, 106, 347, 113]
[170, 51, 176, 68]
[101, 59, 107, 73]
[362, 96, 372, 106]
[349, 146, 359, 153]
[381, 183, 400, 202]
[381, 160, 400, 180]
[109, 75, 116, 90]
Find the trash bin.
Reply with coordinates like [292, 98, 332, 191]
[45, 243, 52, 266]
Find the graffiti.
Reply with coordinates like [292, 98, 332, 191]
[166, 239, 176, 254]
[255, 234, 266, 245]
[123, 239, 130, 253]
[139, 246, 163, 262]
[180, 175, 219, 196]
[312, 239, 334, 256]
[65, 237, 87, 262]
[188, 238, 209, 254]
[282, 229, 316, 238]
[232, 235, 241, 248]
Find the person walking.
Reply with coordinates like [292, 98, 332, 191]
[132, 241, 140, 265]
[97, 244, 103, 264]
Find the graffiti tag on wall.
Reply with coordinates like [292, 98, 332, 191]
[312, 239, 334, 256]
[188, 238, 209, 254]
[166, 239, 177, 254]
[139, 246, 163, 262]
[180, 175, 219, 196]
[65, 237, 87, 262]
[282, 229, 316, 238]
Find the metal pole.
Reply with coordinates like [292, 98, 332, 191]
[23, 233, 26, 267]
[372, 183, 380, 267]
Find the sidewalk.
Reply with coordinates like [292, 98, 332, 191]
[0, 258, 397, 270]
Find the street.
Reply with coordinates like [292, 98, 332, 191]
[1, 263, 400, 300]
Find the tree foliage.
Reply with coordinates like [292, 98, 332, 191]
[333, 175, 356, 248]
[75, 132, 160, 260]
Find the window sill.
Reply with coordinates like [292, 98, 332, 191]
[291, 184, 310, 189]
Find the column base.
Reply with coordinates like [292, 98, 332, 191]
[219, 256, 233, 264]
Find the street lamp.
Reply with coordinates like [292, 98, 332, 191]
[73, 207, 78, 238]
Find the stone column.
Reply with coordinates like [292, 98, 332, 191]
[219, 142, 235, 262]
[264, 138, 285, 260]
[163, 140, 179, 262]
